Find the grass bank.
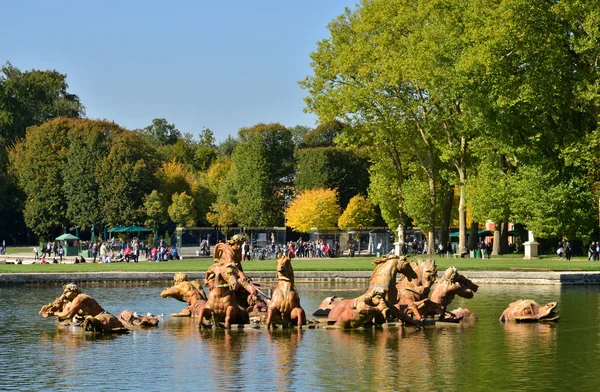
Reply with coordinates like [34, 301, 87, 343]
[2, 252, 600, 273]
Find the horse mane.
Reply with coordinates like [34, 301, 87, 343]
[213, 243, 235, 265]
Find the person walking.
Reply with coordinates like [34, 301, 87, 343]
[596, 242, 600, 261]
[557, 242, 564, 260]
[565, 241, 572, 261]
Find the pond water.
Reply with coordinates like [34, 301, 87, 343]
[0, 282, 599, 391]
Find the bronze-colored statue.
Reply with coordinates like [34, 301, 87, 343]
[197, 244, 250, 328]
[368, 254, 417, 304]
[117, 310, 160, 328]
[429, 266, 478, 319]
[211, 240, 266, 310]
[312, 295, 344, 317]
[160, 272, 208, 317]
[266, 255, 306, 328]
[327, 287, 421, 329]
[499, 299, 559, 323]
[396, 258, 438, 320]
[40, 283, 128, 333]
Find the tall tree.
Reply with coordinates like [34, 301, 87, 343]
[231, 123, 294, 227]
[143, 118, 181, 146]
[1, 62, 84, 241]
[97, 131, 159, 226]
[295, 147, 370, 208]
[9, 118, 71, 238]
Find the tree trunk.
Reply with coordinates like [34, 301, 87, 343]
[439, 185, 453, 246]
[500, 221, 510, 254]
[492, 222, 501, 256]
[428, 176, 436, 255]
[457, 137, 468, 259]
[468, 221, 479, 254]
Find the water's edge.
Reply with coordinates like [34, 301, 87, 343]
[2, 270, 600, 285]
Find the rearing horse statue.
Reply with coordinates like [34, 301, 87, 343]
[266, 255, 306, 328]
[197, 242, 250, 328]
[396, 258, 439, 320]
[368, 254, 417, 305]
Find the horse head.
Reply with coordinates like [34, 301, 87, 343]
[397, 256, 418, 281]
[276, 254, 294, 282]
[418, 258, 437, 288]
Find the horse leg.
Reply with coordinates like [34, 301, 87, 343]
[224, 305, 235, 328]
[266, 306, 280, 329]
[290, 307, 306, 327]
[197, 307, 212, 328]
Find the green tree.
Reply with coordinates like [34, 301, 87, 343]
[97, 130, 159, 226]
[218, 135, 238, 157]
[1, 62, 84, 240]
[231, 123, 294, 227]
[144, 190, 168, 238]
[8, 118, 71, 237]
[168, 192, 197, 227]
[62, 119, 122, 230]
[143, 118, 181, 145]
[338, 195, 376, 230]
[206, 201, 238, 234]
[295, 147, 370, 208]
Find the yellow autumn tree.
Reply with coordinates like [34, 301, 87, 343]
[286, 189, 340, 233]
[337, 195, 376, 230]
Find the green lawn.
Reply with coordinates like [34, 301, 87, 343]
[1, 251, 600, 273]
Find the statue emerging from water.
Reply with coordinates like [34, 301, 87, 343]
[499, 300, 559, 323]
[161, 272, 208, 317]
[197, 241, 251, 328]
[327, 287, 421, 329]
[428, 266, 478, 319]
[40, 283, 128, 333]
[396, 258, 439, 320]
[266, 254, 305, 328]
[368, 254, 417, 305]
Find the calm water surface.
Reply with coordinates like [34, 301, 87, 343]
[0, 282, 599, 391]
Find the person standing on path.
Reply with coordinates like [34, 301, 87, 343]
[565, 241, 572, 261]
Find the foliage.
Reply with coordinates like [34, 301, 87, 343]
[231, 123, 294, 227]
[218, 135, 238, 157]
[338, 195, 376, 230]
[8, 118, 71, 237]
[96, 130, 159, 226]
[206, 201, 238, 229]
[295, 147, 370, 208]
[62, 119, 122, 230]
[0, 62, 84, 240]
[368, 157, 401, 231]
[289, 125, 312, 147]
[168, 192, 196, 227]
[142, 118, 181, 145]
[510, 165, 595, 240]
[299, 120, 346, 148]
[144, 190, 168, 232]
[285, 188, 341, 233]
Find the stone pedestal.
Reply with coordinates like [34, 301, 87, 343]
[523, 230, 539, 259]
[394, 241, 402, 256]
[524, 241, 539, 259]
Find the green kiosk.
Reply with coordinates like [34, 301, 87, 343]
[55, 233, 80, 257]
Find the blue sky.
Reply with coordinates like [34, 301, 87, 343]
[2, 1, 357, 142]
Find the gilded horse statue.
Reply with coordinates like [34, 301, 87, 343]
[266, 255, 306, 328]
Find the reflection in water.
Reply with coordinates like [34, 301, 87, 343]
[2, 283, 600, 391]
[267, 329, 302, 391]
